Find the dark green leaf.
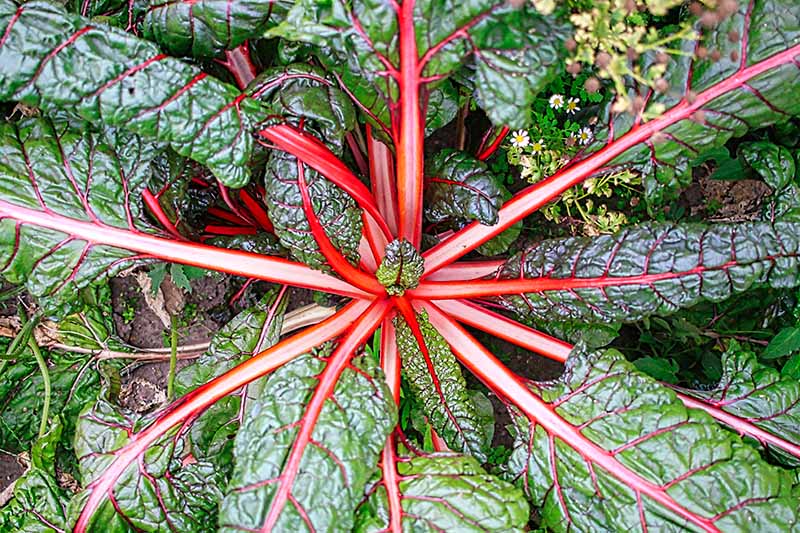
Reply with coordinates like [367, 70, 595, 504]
[0, 350, 101, 456]
[763, 327, 800, 359]
[264, 150, 363, 270]
[218, 351, 396, 532]
[497, 221, 800, 323]
[142, 0, 286, 57]
[0, 1, 266, 187]
[249, 64, 356, 153]
[0, 118, 158, 314]
[508, 348, 800, 532]
[424, 81, 460, 136]
[395, 310, 491, 462]
[633, 356, 679, 383]
[682, 344, 800, 466]
[589, 0, 800, 203]
[174, 289, 287, 470]
[376, 239, 424, 296]
[70, 387, 223, 531]
[425, 149, 509, 226]
[0, 421, 69, 533]
[354, 453, 528, 532]
[740, 141, 796, 190]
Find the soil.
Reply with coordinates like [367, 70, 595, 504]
[0, 452, 23, 494]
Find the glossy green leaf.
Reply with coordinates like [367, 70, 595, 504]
[590, 0, 800, 203]
[264, 149, 363, 270]
[267, 0, 566, 132]
[142, 0, 286, 57]
[355, 453, 529, 532]
[681, 344, 800, 466]
[70, 388, 223, 532]
[0, 117, 159, 314]
[218, 351, 396, 532]
[0, 0, 266, 187]
[395, 310, 491, 462]
[173, 289, 287, 470]
[740, 141, 796, 190]
[249, 64, 356, 153]
[508, 348, 800, 532]
[0, 349, 101, 456]
[376, 239, 424, 296]
[763, 326, 800, 359]
[497, 221, 800, 323]
[0, 421, 69, 533]
[425, 149, 508, 226]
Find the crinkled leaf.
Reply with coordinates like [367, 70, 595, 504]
[508, 348, 800, 532]
[741, 141, 796, 190]
[589, 0, 800, 203]
[70, 388, 223, 532]
[424, 80, 459, 136]
[354, 453, 528, 532]
[425, 149, 508, 226]
[74, 0, 148, 29]
[249, 64, 356, 152]
[268, 0, 565, 131]
[680, 344, 800, 466]
[264, 149, 363, 270]
[141, 0, 286, 57]
[0, 117, 159, 314]
[173, 289, 287, 470]
[395, 310, 491, 462]
[497, 221, 800, 323]
[376, 239, 424, 295]
[0, 421, 69, 533]
[0, 350, 102, 457]
[0, 0, 266, 187]
[218, 351, 396, 532]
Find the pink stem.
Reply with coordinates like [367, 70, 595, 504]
[422, 43, 800, 274]
[433, 299, 572, 361]
[223, 43, 257, 89]
[424, 259, 504, 281]
[367, 125, 399, 236]
[73, 299, 375, 532]
[423, 302, 720, 533]
[395, 0, 424, 247]
[0, 200, 369, 299]
[296, 157, 385, 294]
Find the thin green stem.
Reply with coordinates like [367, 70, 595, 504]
[167, 314, 178, 401]
[29, 336, 50, 439]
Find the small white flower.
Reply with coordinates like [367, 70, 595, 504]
[510, 130, 530, 148]
[549, 94, 565, 109]
[531, 138, 545, 153]
[577, 127, 593, 145]
[566, 97, 581, 114]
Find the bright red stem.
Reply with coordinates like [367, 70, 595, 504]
[238, 189, 274, 232]
[261, 298, 390, 530]
[203, 224, 258, 236]
[142, 189, 184, 240]
[476, 125, 510, 161]
[259, 124, 393, 240]
[74, 299, 374, 532]
[422, 43, 800, 274]
[296, 157, 385, 294]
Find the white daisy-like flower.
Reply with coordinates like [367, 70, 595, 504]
[531, 138, 546, 153]
[510, 130, 530, 148]
[549, 94, 565, 109]
[566, 97, 581, 114]
[577, 127, 592, 145]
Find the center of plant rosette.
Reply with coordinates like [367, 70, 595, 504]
[376, 239, 424, 295]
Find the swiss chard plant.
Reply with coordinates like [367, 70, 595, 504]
[1, 0, 800, 531]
